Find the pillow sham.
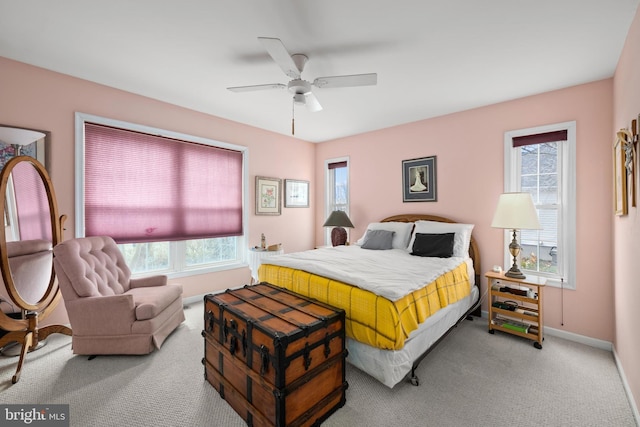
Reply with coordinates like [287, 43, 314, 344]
[360, 229, 395, 250]
[355, 222, 413, 250]
[407, 221, 474, 258]
[410, 232, 455, 258]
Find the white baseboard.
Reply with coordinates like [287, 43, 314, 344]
[542, 325, 612, 351]
[182, 285, 246, 306]
[183, 294, 207, 306]
[613, 347, 640, 426]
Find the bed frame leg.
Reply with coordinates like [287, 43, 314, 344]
[406, 299, 480, 388]
[409, 367, 420, 386]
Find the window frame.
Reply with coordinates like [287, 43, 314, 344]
[503, 121, 576, 289]
[324, 156, 350, 245]
[74, 112, 249, 279]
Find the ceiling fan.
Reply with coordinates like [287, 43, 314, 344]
[228, 37, 377, 133]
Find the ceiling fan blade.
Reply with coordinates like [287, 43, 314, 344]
[227, 83, 286, 92]
[258, 37, 301, 79]
[313, 73, 377, 89]
[304, 92, 323, 112]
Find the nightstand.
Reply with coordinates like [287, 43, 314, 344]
[248, 247, 284, 283]
[486, 271, 545, 349]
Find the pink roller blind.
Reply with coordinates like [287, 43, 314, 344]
[84, 123, 243, 243]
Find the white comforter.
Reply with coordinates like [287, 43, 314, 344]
[261, 245, 469, 301]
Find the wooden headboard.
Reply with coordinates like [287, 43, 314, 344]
[381, 214, 481, 287]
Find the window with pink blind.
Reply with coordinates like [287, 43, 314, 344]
[84, 123, 243, 244]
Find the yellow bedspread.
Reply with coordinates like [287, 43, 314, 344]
[258, 261, 471, 350]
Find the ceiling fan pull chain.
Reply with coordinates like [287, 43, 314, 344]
[291, 99, 295, 135]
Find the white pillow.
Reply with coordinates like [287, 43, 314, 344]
[407, 221, 474, 258]
[356, 222, 414, 250]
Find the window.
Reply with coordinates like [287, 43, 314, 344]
[504, 121, 576, 289]
[75, 113, 248, 277]
[325, 157, 350, 244]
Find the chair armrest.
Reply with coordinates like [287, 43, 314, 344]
[65, 294, 135, 335]
[129, 275, 167, 289]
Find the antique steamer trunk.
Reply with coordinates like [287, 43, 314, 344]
[203, 283, 348, 427]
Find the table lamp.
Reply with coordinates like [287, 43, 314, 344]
[491, 192, 541, 279]
[323, 210, 354, 246]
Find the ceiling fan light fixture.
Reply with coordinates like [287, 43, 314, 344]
[293, 93, 306, 105]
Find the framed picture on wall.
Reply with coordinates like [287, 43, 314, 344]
[255, 176, 281, 215]
[402, 156, 437, 202]
[284, 179, 309, 208]
[614, 137, 627, 216]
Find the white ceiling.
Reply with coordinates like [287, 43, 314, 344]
[1, 1, 638, 143]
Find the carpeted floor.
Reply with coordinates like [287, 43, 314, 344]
[0, 301, 636, 426]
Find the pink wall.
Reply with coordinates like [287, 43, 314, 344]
[613, 5, 640, 415]
[0, 57, 316, 325]
[2, 26, 637, 409]
[316, 79, 615, 343]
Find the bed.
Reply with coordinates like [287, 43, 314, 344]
[257, 214, 481, 388]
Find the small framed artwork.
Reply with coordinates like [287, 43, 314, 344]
[614, 137, 627, 216]
[255, 176, 282, 215]
[402, 156, 437, 202]
[284, 179, 309, 208]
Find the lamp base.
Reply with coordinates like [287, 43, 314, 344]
[331, 227, 347, 246]
[504, 267, 526, 279]
[505, 229, 526, 279]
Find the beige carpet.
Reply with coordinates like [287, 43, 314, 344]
[0, 301, 636, 427]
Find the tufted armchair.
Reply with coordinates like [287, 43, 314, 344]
[52, 236, 185, 355]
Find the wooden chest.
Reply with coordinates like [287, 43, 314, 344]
[202, 283, 348, 427]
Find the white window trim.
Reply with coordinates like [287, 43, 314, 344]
[503, 121, 576, 290]
[74, 112, 250, 279]
[324, 156, 350, 246]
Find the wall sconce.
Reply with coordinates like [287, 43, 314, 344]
[0, 126, 46, 155]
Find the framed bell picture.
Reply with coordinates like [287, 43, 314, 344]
[255, 176, 281, 215]
[402, 156, 437, 202]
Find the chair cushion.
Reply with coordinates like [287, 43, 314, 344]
[126, 283, 183, 321]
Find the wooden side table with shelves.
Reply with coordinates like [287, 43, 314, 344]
[486, 271, 545, 349]
[248, 247, 284, 283]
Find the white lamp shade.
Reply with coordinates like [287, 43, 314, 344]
[0, 126, 45, 146]
[491, 192, 541, 230]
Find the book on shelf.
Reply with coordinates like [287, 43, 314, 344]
[492, 317, 530, 333]
[501, 322, 529, 333]
[495, 313, 537, 327]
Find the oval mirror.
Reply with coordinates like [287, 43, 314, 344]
[0, 155, 61, 312]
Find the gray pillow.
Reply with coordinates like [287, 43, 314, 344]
[361, 229, 395, 250]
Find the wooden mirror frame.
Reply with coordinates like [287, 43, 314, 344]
[0, 155, 71, 384]
[0, 156, 61, 311]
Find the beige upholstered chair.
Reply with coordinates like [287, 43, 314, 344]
[53, 236, 185, 355]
